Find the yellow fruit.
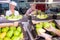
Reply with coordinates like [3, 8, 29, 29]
[19, 33, 24, 39]
[4, 37, 11, 40]
[37, 15, 40, 18]
[0, 32, 6, 39]
[38, 10, 41, 14]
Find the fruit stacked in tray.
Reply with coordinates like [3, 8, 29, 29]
[36, 21, 56, 35]
[31, 14, 53, 20]
[5, 15, 23, 21]
[31, 10, 53, 20]
[0, 25, 24, 40]
[31, 20, 59, 40]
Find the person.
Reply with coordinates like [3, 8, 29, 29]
[6, 1, 19, 16]
[25, 3, 37, 16]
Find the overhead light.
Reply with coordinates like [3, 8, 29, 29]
[48, 0, 53, 2]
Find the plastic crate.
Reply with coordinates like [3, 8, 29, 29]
[55, 20, 60, 29]
[0, 22, 29, 40]
[29, 20, 60, 40]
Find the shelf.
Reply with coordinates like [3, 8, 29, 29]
[26, 2, 60, 4]
[0, 0, 10, 3]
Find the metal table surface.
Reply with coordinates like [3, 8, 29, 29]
[0, 16, 28, 23]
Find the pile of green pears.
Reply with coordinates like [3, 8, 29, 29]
[37, 14, 48, 19]
[36, 22, 56, 35]
[36, 10, 48, 19]
[0, 26, 24, 40]
[5, 14, 22, 20]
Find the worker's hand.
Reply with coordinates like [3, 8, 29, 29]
[1, 15, 4, 17]
[45, 24, 56, 32]
[13, 22, 19, 27]
[32, 20, 40, 24]
[40, 33, 52, 38]
[29, 14, 32, 16]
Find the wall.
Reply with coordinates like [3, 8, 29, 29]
[36, 4, 45, 12]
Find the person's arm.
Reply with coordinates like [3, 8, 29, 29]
[6, 11, 10, 16]
[25, 10, 30, 16]
[40, 33, 52, 40]
[52, 29, 60, 36]
[45, 25, 60, 36]
[0, 22, 19, 28]
[25, 8, 32, 16]
[32, 20, 40, 24]
[30, 10, 36, 15]
[0, 23, 13, 28]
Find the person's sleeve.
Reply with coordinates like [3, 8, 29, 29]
[15, 11, 19, 15]
[6, 11, 10, 16]
[25, 9, 31, 15]
[26, 9, 30, 14]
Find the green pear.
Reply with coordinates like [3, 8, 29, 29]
[17, 27, 22, 32]
[13, 16, 17, 19]
[2, 27, 9, 32]
[6, 15, 22, 20]
[50, 22, 56, 28]
[38, 10, 41, 14]
[5, 27, 9, 30]
[40, 14, 46, 19]
[10, 26, 16, 31]
[45, 14, 48, 18]
[19, 33, 24, 39]
[14, 30, 20, 36]
[44, 22, 50, 28]
[37, 15, 41, 18]
[17, 15, 22, 19]
[12, 36, 20, 40]
[6, 30, 14, 38]
[10, 14, 15, 18]
[5, 16, 9, 19]
[36, 22, 43, 29]
[0, 28, 1, 33]
[8, 17, 12, 19]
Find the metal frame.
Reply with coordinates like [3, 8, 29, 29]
[25, 0, 60, 4]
